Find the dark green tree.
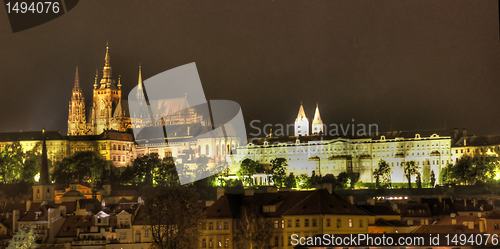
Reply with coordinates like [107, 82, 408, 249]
[403, 161, 419, 189]
[430, 170, 436, 187]
[284, 173, 296, 189]
[373, 160, 391, 189]
[52, 151, 109, 186]
[297, 174, 312, 189]
[22, 150, 40, 184]
[0, 142, 24, 184]
[238, 159, 261, 186]
[416, 173, 422, 189]
[269, 158, 287, 188]
[321, 174, 336, 185]
[348, 172, 360, 189]
[121, 154, 179, 187]
[310, 170, 322, 186]
[450, 155, 497, 185]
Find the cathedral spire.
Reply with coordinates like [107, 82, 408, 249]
[312, 103, 324, 135]
[100, 43, 113, 87]
[40, 129, 50, 185]
[294, 102, 309, 136]
[73, 66, 80, 90]
[296, 102, 307, 120]
[136, 65, 146, 100]
[312, 103, 322, 124]
[137, 65, 143, 90]
[93, 69, 98, 89]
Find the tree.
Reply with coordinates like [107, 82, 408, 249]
[22, 150, 40, 184]
[7, 226, 37, 249]
[321, 174, 336, 185]
[238, 159, 261, 186]
[373, 160, 391, 189]
[234, 204, 273, 249]
[310, 170, 322, 186]
[430, 170, 436, 187]
[284, 173, 296, 189]
[348, 172, 360, 189]
[449, 155, 498, 185]
[0, 142, 24, 184]
[145, 185, 203, 249]
[439, 164, 453, 185]
[403, 161, 419, 189]
[269, 158, 287, 188]
[336, 172, 349, 189]
[121, 154, 179, 187]
[416, 173, 422, 189]
[297, 174, 311, 189]
[52, 151, 109, 186]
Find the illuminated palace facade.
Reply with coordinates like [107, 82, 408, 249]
[229, 104, 500, 184]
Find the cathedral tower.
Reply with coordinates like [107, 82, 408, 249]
[90, 44, 124, 135]
[312, 104, 324, 135]
[32, 129, 55, 203]
[294, 103, 309, 137]
[67, 66, 88, 135]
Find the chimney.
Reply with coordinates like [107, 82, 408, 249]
[244, 189, 254, 196]
[12, 210, 19, 232]
[216, 187, 225, 200]
[25, 200, 32, 212]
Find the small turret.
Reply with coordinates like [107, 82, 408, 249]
[312, 103, 324, 135]
[294, 102, 309, 136]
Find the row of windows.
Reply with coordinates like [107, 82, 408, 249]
[285, 218, 363, 229]
[112, 155, 127, 162]
[201, 221, 229, 231]
[112, 144, 130, 151]
[201, 238, 230, 248]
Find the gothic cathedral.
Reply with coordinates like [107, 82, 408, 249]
[67, 44, 132, 136]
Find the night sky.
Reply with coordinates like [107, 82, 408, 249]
[0, 0, 499, 135]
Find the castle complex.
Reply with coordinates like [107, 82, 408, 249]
[0, 45, 498, 185]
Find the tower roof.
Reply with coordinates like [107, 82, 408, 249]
[99, 43, 114, 87]
[73, 66, 80, 90]
[137, 65, 143, 91]
[296, 103, 308, 120]
[312, 104, 323, 124]
[136, 65, 146, 101]
[39, 129, 50, 185]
